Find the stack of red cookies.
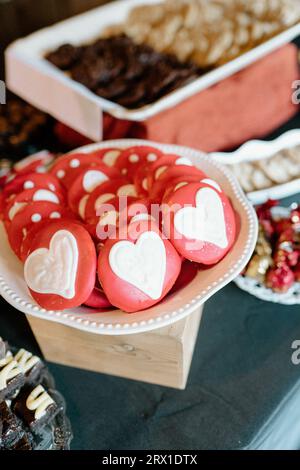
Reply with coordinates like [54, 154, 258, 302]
[0, 145, 236, 313]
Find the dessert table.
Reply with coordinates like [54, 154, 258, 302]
[1, 112, 300, 450]
[1, 0, 300, 452]
[1, 249, 300, 450]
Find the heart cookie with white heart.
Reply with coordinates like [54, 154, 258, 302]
[24, 220, 96, 310]
[163, 182, 236, 265]
[98, 220, 181, 312]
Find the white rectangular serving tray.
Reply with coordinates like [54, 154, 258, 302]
[5, 0, 300, 141]
[210, 129, 300, 205]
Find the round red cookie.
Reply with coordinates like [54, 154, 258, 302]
[98, 219, 182, 313]
[95, 196, 138, 241]
[169, 260, 199, 295]
[7, 201, 75, 258]
[2, 172, 64, 201]
[146, 155, 195, 191]
[114, 146, 163, 181]
[96, 148, 123, 167]
[162, 175, 221, 202]
[50, 152, 114, 187]
[163, 182, 236, 265]
[84, 285, 113, 309]
[150, 165, 206, 200]
[133, 164, 152, 197]
[4, 188, 64, 229]
[24, 220, 96, 311]
[67, 164, 120, 216]
[13, 151, 54, 175]
[84, 178, 136, 224]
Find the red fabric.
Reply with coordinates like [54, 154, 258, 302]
[139, 44, 299, 152]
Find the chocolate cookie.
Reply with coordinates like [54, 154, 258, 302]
[45, 34, 203, 109]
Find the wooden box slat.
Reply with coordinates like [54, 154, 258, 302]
[26, 307, 203, 389]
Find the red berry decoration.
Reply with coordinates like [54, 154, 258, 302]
[266, 265, 295, 293]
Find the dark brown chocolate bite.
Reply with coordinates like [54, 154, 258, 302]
[8, 432, 33, 450]
[46, 34, 203, 109]
[0, 401, 25, 449]
[14, 349, 46, 386]
[0, 352, 25, 401]
[13, 385, 58, 432]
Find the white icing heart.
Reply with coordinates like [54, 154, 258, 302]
[78, 194, 89, 219]
[24, 230, 79, 299]
[8, 202, 27, 221]
[33, 189, 59, 203]
[174, 182, 189, 192]
[117, 184, 137, 197]
[94, 193, 115, 211]
[155, 166, 168, 180]
[102, 150, 120, 167]
[175, 157, 193, 166]
[109, 231, 166, 300]
[174, 187, 228, 249]
[83, 171, 108, 193]
[201, 178, 221, 192]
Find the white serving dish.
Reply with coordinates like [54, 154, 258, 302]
[210, 129, 300, 205]
[0, 139, 258, 335]
[5, 0, 300, 140]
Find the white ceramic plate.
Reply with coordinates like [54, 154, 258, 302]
[0, 139, 258, 335]
[210, 129, 300, 205]
[5, 0, 300, 140]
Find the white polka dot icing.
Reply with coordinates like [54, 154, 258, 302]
[129, 154, 139, 163]
[174, 182, 189, 192]
[94, 193, 115, 210]
[31, 213, 42, 223]
[117, 185, 137, 197]
[33, 189, 59, 204]
[50, 212, 61, 219]
[24, 181, 34, 190]
[102, 150, 121, 167]
[147, 153, 157, 162]
[57, 170, 65, 179]
[70, 159, 80, 168]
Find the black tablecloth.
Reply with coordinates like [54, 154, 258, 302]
[1, 112, 300, 450]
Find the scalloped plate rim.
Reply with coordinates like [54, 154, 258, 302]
[0, 139, 258, 335]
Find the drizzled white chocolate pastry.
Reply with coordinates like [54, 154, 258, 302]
[0, 352, 22, 391]
[14, 349, 40, 375]
[26, 385, 55, 420]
